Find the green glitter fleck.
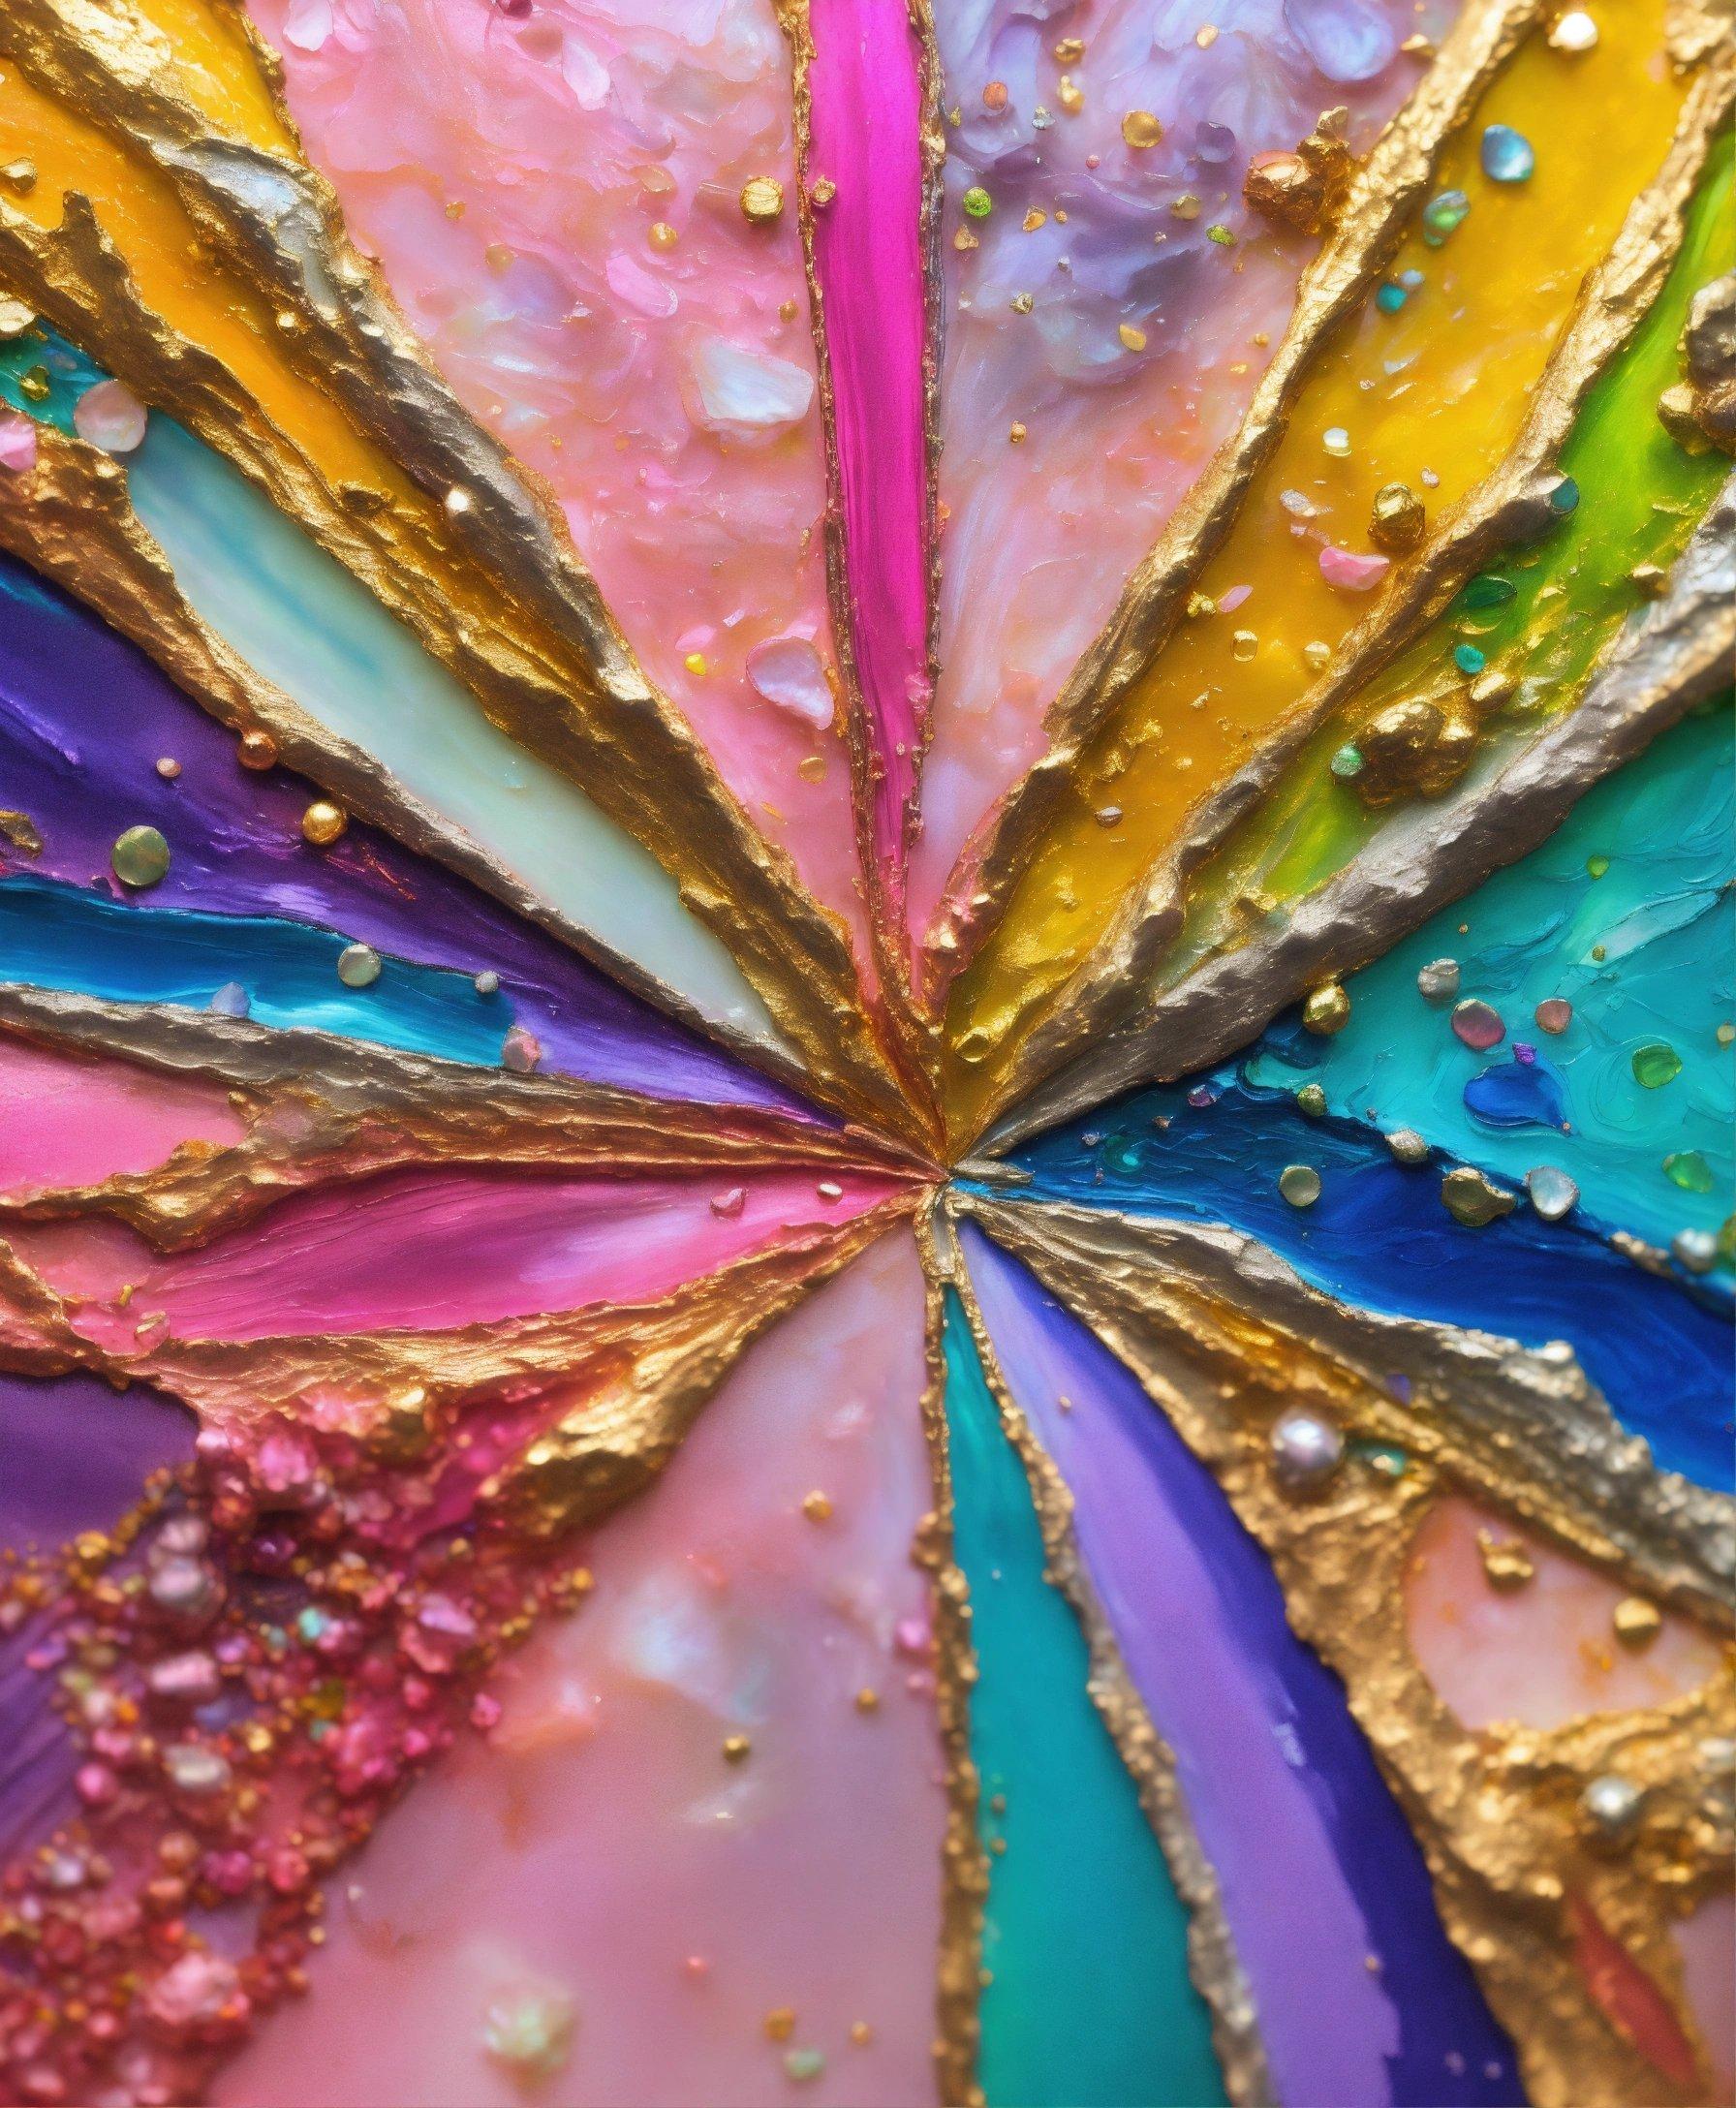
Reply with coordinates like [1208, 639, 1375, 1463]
[1586, 854, 1609, 879]
[962, 186, 993, 218]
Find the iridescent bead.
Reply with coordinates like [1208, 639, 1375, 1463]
[1480, 125, 1535, 183]
[1524, 1165, 1578, 1222]
[1279, 1163, 1322, 1207]
[1580, 1774, 1643, 1842]
[1269, 1408, 1344, 1493]
[1416, 957, 1460, 1004]
[1420, 189, 1471, 246]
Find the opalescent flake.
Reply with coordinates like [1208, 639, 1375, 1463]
[1525, 1165, 1579, 1222]
[1480, 124, 1536, 182]
[1420, 189, 1471, 245]
[1280, 1163, 1323, 1207]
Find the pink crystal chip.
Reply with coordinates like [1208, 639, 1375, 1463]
[0, 412, 37, 474]
[1451, 999, 1505, 1050]
[72, 379, 149, 455]
[1318, 543, 1391, 592]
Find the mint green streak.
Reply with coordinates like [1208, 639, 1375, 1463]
[1173, 138, 1734, 957]
[942, 1292, 1224, 2108]
[1248, 700, 1734, 1252]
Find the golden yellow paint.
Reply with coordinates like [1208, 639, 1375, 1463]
[0, 62, 400, 484]
[123, 0, 293, 151]
[946, 0, 1690, 1132]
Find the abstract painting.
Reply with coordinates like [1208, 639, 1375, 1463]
[0, 1, 1730, 2103]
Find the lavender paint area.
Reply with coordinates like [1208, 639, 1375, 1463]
[0, 553, 805, 1115]
[960, 1221, 1523, 2108]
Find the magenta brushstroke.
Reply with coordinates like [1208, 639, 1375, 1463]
[807, 0, 932, 924]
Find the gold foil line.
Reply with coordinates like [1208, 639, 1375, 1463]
[913, 1198, 989, 2108]
[979, 472, 1736, 1154]
[939, 1202, 1276, 2108]
[915, 0, 1547, 1007]
[0, 990, 928, 1251]
[0, 11, 914, 1135]
[961, 65, 1734, 1137]
[0, 1188, 918, 1452]
[964, 1194, 1736, 2108]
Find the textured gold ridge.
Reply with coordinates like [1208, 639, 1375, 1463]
[0, 989, 925, 1249]
[958, 72, 1734, 1138]
[981, 473, 1736, 1152]
[960, 1194, 1735, 2108]
[913, 1201, 991, 2108]
[917, 0, 1547, 1002]
[0, 0, 925, 1138]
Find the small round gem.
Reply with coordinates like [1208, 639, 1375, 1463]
[1369, 481, 1425, 553]
[739, 176, 785, 225]
[301, 799, 348, 846]
[1480, 124, 1534, 182]
[1420, 189, 1470, 245]
[1451, 999, 1505, 1050]
[474, 970, 502, 997]
[1295, 1082, 1328, 1117]
[1121, 109, 1163, 149]
[237, 728, 279, 770]
[1534, 998, 1571, 1034]
[1453, 642, 1486, 674]
[111, 823, 170, 888]
[1269, 1408, 1344, 1493]
[1386, 1128, 1430, 1164]
[1662, 1149, 1712, 1193]
[962, 186, 993, 218]
[1303, 981, 1350, 1035]
[1672, 1228, 1718, 1274]
[1548, 475, 1580, 513]
[73, 378, 148, 453]
[1417, 957, 1460, 1004]
[1330, 743, 1364, 780]
[1525, 1164, 1578, 1221]
[336, 943, 382, 988]
[1549, 10, 1598, 48]
[1580, 1774, 1643, 1841]
[1279, 1163, 1322, 1208]
[647, 221, 679, 252]
[1631, 1041, 1681, 1089]
[208, 981, 250, 1018]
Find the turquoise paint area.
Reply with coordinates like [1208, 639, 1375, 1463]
[0, 876, 512, 1066]
[941, 1291, 1224, 2108]
[1249, 702, 1735, 1253]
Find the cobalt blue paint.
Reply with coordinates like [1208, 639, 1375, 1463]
[999, 1068, 1733, 1487]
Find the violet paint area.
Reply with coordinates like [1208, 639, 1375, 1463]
[960, 1222, 1523, 2108]
[808, 0, 932, 918]
[0, 1370, 196, 1856]
[0, 553, 807, 1115]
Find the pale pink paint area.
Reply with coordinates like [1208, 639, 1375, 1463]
[246, 0, 873, 969]
[214, 1230, 945, 2108]
[807, 0, 931, 918]
[5, 1163, 906, 1348]
[0, 1038, 245, 1194]
[908, 0, 1464, 958]
[1674, 1891, 1736, 2101]
[1404, 1497, 1726, 1732]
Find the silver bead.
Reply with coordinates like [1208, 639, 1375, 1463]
[1416, 957, 1460, 1004]
[1672, 1229, 1718, 1275]
[1581, 1774, 1643, 1841]
[1270, 1408, 1344, 1493]
[337, 942, 383, 989]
